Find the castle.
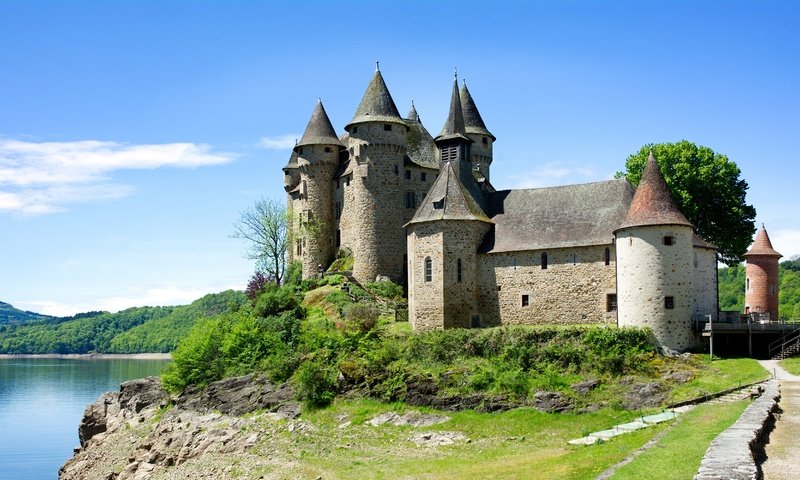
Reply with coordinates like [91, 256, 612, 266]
[283, 67, 719, 352]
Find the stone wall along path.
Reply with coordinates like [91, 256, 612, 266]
[759, 359, 800, 480]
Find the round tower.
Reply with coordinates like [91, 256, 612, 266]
[460, 81, 495, 182]
[614, 153, 696, 352]
[342, 66, 408, 284]
[294, 100, 343, 278]
[744, 224, 782, 320]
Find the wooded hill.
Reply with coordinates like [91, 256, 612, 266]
[0, 301, 53, 325]
[0, 290, 245, 354]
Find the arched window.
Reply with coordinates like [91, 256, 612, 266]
[424, 257, 432, 283]
[457, 258, 463, 283]
[604, 247, 611, 266]
[541, 252, 548, 270]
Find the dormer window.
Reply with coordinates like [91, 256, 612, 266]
[433, 198, 445, 210]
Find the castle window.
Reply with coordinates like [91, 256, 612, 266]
[694, 252, 698, 268]
[482, 137, 488, 145]
[497, 285, 502, 291]
[336, 178, 340, 189]
[457, 258, 462, 283]
[394, 165, 399, 175]
[433, 198, 445, 210]
[541, 252, 548, 270]
[471, 314, 480, 328]
[335, 201, 341, 219]
[352, 127, 358, 134]
[405, 191, 416, 209]
[325, 147, 331, 153]
[384, 124, 392, 131]
[771, 285, 776, 295]
[345, 176, 350, 187]
[405, 170, 411, 180]
[606, 294, 617, 312]
[298, 147, 303, 155]
[747, 278, 750, 291]
[663, 236, 674, 246]
[521, 294, 530, 307]
[421, 172, 427, 182]
[336, 229, 341, 248]
[665, 296, 675, 309]
[604, 247, 611, 266]
[572, 253, 579, 265]
[424, 257, 432, 283]
[296, 240, 302, 256]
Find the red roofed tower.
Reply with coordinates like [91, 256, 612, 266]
[744, 225, 782, 320]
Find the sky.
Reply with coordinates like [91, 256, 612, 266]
[1, 1, 798, 316]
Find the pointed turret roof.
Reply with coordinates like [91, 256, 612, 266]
[345, 69, 404, 129]
[403, 102, 438, 170]
[407, 162, 491, 226]
[616, 152, 692, 230]
[435, 76, 471, 143]
[296, 100, 343, 150]
[744, 224, 782, 257]
[460, 82, 495, 140]
[407, 101, 419, 122]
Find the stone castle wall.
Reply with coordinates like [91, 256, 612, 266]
[296, 145, 338, 279]
[746, 256, 780, 319]
[616, 225, 696, 351]
[465, 133, 492, 182]
[440, 221, 491, 328]
[407, 222, 444, 330]
[692, 247, 719, 322]
[477, 245, 617, 326]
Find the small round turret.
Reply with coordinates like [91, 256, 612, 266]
[744, 224, 782, 320]
[460, 81, 494, 182]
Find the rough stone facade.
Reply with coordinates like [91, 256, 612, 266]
[284, 70, 719, 353]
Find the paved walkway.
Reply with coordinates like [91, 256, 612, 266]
[759, 360, 800, 480]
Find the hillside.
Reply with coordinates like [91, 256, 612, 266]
[718, 259, 800, 318]
[0, 301, 53, 325]
[0, 290, 246, 354]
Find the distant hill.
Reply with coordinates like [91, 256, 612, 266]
[0, 290, 246, 354]
[0, 301, 53, 325]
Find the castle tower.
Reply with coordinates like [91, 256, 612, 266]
[342, 66, 408, 284]
[406, 162, 492, 330]
[614, 153, 696, 352]
[744, 224, 782, 320]
[293, 100, 343, 278]
[460, 81, 495, 182]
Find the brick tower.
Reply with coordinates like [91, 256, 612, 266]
[744, 224, 782, 320]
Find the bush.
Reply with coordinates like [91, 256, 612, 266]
[162, 317, 226, 392]
[341, 303, 380, 334]
[254, 285, 302, 318]
[284, 261, 303, 287]
[293, 358, 337, 407]
[366, 280, 405, 300]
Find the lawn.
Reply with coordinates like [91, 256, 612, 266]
[779, 357, 800, 376]
[668, 356, 769, 403]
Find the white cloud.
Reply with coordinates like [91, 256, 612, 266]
[0, 138, 236, 214]
[770, 228, 800, 260]
[16, 283, 242, 317]
[258, 135, 298, 150]
[505, 162, 610, 189]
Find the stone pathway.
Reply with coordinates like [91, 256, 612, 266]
[759, 360, 800, 480]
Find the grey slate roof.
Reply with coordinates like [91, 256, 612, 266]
[407, 162, 492, 226]
[460, 82, 495, 140]
[435, 78, 472, 143]
[404, 103, 439, 170]
[481, 179, 635, 253]
[297, 100, 343, 149]
[346, 70, 404, 129]
[283, 150, 299, 171]
[617, 152, 692, 231]
[744, 225, 782, 257]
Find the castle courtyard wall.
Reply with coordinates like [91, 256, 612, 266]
[693, 246, 719, 322]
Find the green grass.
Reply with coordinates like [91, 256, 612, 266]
[668, 356, 768, 403]
[780, 357, 800, 376]
[249, 398, 674, 479]
[610, 399, 750, 479]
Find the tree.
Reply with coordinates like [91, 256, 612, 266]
[232, 198, 289, 285]
[618, 141, 756, 265]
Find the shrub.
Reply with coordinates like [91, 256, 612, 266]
[294, 358, 337, 407]
[366, 280, 405, 300]
[254, 285, 302, 318]
[284, 261, 302, 287]
[162, 317, 226, 392]
[245, 271, 270, 301]
[341, 303, 380, 334]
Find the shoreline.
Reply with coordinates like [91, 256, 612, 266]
[0, 353, 172, 360]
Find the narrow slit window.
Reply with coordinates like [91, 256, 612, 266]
[457, 258, 463, 283]
[424, 257, 432, 283]
[541, 252, 548, 270]
[521, 295, 530, 307]
[604, 247, 611, 266]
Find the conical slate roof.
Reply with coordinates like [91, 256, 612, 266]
[407, 101, 419, 122]
[616, 152, 692, 230]
[435, 77, 471, 143]
[460, 82, 495, 140]
[346, 69, 404, 129]
[744, 225, 782, 257]
[296, 100, 343, 150]
[407, 162, 491, 226]
[404, 103, 438, 170]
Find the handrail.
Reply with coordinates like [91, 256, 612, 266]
[768, 329, 800, 359]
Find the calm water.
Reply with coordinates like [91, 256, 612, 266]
[0, 358, 170, 480]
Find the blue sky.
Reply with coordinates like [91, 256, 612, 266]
[1, 1, 798, 316]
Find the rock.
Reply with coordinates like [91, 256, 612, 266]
[176, 374, 298, 416]
[409, 431, 467, 446]
[533, 391, 573, 413]
[624, 382, 666, 409]
[368, 411, 450, 427]
[663, 370, 694, 384]
[79, 391, 120, 447]
[571, 378, 600, 395]
[119, 377, 169, 414]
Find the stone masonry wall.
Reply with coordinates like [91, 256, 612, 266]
[297, 145, 337, 279]
[407, 223, 444, 330]
[441, 221, 492, 329]
[693, 247, 719, 322]
[465, 133, 492, 182]
[477, 245, 617, 326]
[746, 255, 780, 319]
[616, 226, 696, 352]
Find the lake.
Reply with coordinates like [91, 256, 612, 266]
[0, 357, 170, 480]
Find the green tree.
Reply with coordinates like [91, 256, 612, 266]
[232, 198, 289, 285]
[619, 141, 756, 265]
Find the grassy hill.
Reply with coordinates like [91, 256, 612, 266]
[0, 301, 53, 325]
[0, 290, 246, 354]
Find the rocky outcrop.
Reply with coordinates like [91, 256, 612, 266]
[60, 374, 299, 480]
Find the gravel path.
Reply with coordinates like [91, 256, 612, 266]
[759, 360, 800, 480]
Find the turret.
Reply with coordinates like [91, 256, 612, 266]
[614, 152, 697, 352]
[744, 224, 782, 320]
[460, 81, 495, 182]
[340, 65, 408, 284]
[294, 100, 343, 278]
[406, 162, 492, 330]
